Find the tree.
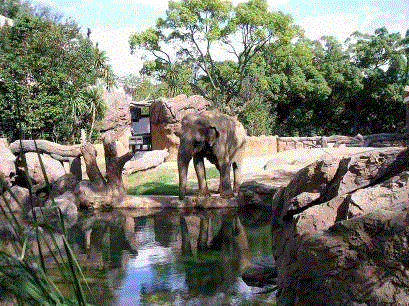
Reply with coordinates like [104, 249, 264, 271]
[129, 0, 296, 114]
[0, 0, 19, 18]
[0, 3, 114, 143]
[346, 27, 407, 134]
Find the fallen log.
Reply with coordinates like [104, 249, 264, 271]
[10, 140, 82, 157]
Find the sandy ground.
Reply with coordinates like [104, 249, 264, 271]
[160, 146, 379, 188]
[240, 146, 379, 187]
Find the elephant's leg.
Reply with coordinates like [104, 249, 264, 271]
[193, 155, 209, 196]
[219, 162, 233, 198]
[178, 153, 190, 199]
[232, 159, 242, 193]
[180, 216, 192, 256]
[197, 216, 209, 251]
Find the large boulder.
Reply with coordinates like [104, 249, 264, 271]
[237, 180, 278, 209]
[123, 149, 169, 175]
[31, 191, 78, 230]
[101, 88, 132, 148]
[282, 206, 409, 306]
[242, 147, 409, 305]
[18, 153, 66, 185]
[0, 138, 16, 186]
[270, 147, 409, 305]
[150, 95, 210, 159]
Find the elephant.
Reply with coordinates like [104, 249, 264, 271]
[176, 110, 246, 199]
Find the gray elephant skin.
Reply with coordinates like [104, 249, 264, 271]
[177, 110, 246, 199]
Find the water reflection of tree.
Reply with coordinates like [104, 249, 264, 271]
[67, 211, 138, 305]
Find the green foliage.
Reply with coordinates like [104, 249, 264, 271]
[130, 0, 295, 110]
[0, 0, 19, 18]
[0, 156, 90, 305]
[0, 2, 114, 143]
[239, 96, 273, 136]
[130, 0, 408, 136]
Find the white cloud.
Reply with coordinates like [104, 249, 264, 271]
[91, 27, 144, 76]
[130, 0, 169, 10]
[231, 0, 290, 5]
[299, 4, 408, 43]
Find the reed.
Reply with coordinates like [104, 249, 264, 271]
[0, 146, 91, 306]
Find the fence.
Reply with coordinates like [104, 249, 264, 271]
[244, 133, 409, 157]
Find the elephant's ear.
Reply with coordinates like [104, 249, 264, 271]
[206, 126, 219, 146]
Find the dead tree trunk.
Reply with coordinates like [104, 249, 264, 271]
[77, 131, 133, 208]
[103, 131, 133, 197]
[11, 135, 133, 209]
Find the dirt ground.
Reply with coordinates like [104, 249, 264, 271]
[159, 146, 378, 188]
[240, 146, 378, 187]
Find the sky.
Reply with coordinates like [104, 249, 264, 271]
[32, 0, 409, 76]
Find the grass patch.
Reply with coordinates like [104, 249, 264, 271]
[124, 164, 220, 196]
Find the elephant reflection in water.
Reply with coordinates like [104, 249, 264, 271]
[178, 214, 250, 296]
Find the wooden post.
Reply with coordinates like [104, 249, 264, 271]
[404, 86, 409, 136]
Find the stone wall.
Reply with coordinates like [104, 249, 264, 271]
[244, 136, 278, 157]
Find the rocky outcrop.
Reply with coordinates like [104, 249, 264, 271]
[123, 149, 169, 175]
[150, 95, 210, 159]
[16, 152, 66, 185]
[237, 180, 277, 209]
[242, 147, 409, 305]
[0, 186, 30, 213]
[287, 206, 409, 306]
[0, 138, 16, 187]
[101, 88, 132, 148]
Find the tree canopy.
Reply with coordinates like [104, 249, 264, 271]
[130, 0, 297, 113]
[0, 1, 114, 143]
[131, 0, 408, 136]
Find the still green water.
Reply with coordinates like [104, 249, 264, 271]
[63, 207, 275, 306]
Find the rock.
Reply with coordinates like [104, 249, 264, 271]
[0, 185, 30, 213]
[31, 191, 78, 230]
[150, 95, 210, 159]
[0, 138, 16, 186]
[237, 180, 277, 209]
[326, 147, 405, 199]
[283, 157, 341, 212]
[101, 88, 132, 148]
[150, 94, 210, 125]
[123, 149, 169, 175]
[74, 180, 112, 210]
[241, 256, 277, 287]
[51, 173, 79, 197]
[277, 207, 409, 306]
[348, 171, 409, 217]
[267, 147, 409, 305]
[17, 153, 66, 185]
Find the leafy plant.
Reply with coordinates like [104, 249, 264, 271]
[0, 2, 114, 143]
[0, 153, 91, 305]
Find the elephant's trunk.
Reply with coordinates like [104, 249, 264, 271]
[178, 143, 192, 199]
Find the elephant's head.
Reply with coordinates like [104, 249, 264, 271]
[177, 116, 218, 155]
